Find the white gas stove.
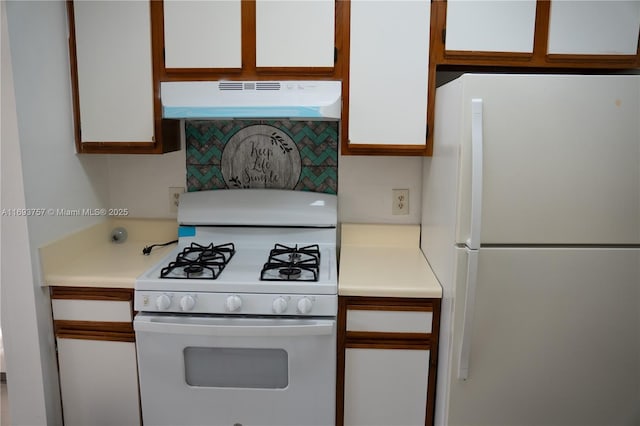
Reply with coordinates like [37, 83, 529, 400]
[134, 189, 338, 316]
[134, 189, 338, 426]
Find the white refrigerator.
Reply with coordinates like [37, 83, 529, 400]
[421, 74, 640, 426]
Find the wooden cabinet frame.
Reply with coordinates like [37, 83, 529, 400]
[340, 0, 432, 157]
[431, 0, 640, 68]
[51, 286, 142, 426]
[66, 1, 181, 155]
[337, 296, 442, 426]
[50, 286, 135, 342]
[150, 0, 345, 81]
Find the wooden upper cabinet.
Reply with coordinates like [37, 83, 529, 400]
[342, 0, 431, 156]
[547, 1, 640, 56]
[433, 0, 640, 68]
[157, 0, 340, 78]
[163, 0, 242, 70]
[445, 0, 537, 54]
[256, 0, 335, 69]
[68, 1, 179, 154]
[73, 1, 153, 143]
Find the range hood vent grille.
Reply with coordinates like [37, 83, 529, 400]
[218, 82, 282, 91]
[219, 82, 243, 91]
[256, 82, 281, 91]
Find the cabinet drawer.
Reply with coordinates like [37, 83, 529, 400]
[346, 309, 432, 334]
[52, 299, 132, 322]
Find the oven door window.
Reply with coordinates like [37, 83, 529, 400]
[184, 347, 288, 389]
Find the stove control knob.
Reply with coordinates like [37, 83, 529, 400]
[225, 295, 242, 312]
[179, 295, 196, 312]
[155, 294, 171, 311]
[272, 297, 288, 314]
[297, 297, 313, 315]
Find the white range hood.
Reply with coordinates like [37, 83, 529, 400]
[161, 80, 342, 120]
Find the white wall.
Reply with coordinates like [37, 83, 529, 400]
[338, 155, 423, 224]
[3, 1, 110, 424]
[107, 148, 424, 224]
[0, 2, 52, 425]
[107, 150, 186, 218]
[7, 1, 110, 247]
[2, 4, 55, 425]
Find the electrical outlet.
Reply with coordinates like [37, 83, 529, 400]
[392, 189, 409, 215]
[169, 187, 184, 213]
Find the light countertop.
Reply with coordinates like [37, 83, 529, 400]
[40, 219, 178, 289]
[338, 224, 442, 298]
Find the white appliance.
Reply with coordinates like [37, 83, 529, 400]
[161, 80, 342, 119]
[134, 189, 337, 426]
[421, 74, 640, 426]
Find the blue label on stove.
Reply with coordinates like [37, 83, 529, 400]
[178, 226, 196, 237]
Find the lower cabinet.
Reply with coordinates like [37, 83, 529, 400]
[337, 297, 441, 426]
[344, 347, 430, 426]
[50, 287, 140, 426]
[56, 339, 140, 426]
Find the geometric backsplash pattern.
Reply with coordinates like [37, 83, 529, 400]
[186, 120, 339, 194]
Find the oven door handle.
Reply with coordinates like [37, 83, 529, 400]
[134, 315, 335, 337]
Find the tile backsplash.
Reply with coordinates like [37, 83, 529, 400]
[185, 120, 339, 194]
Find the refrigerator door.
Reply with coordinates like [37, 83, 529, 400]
[446, 247, 640, 426]
[453, 74, 640, 245]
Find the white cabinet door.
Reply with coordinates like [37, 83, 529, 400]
[73, 1, 154, 143]
[163, 0, 242, 69]
[256, 0, 335, 67]
[57, 338, 141, 426]
[344, 348, 429, 426]
[548, 1, 640, 55]
[348, 0, 429, 146]
[445, 0, 537, 53]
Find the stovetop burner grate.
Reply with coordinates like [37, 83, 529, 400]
[260, 244, 320, 282]
[160, 242, 235, 280]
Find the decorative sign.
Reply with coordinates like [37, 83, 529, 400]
[221, 125, 302, 189]
[186, 119, 338, 194]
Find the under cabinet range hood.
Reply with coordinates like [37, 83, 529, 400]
[161, 80, 342, 120]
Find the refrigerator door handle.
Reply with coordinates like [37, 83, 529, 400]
[467, 99, 484, 250]
[458, 248, 479, 380]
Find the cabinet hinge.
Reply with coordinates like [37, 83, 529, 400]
[334, 47, 338, 64]
[442, 29, 446, 44]
[426, 125, 429, 140]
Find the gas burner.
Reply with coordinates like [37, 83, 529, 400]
[183, 264, 204, 276]
[161, 242, 235, 280]
[261, 244, 320, 282]
[279, 267, 302, 280]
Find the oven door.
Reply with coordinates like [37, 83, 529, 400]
[134, 313, 336, 426]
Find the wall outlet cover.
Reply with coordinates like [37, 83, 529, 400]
[169, 187, 184, 214]
[392, 189, 409, 215]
